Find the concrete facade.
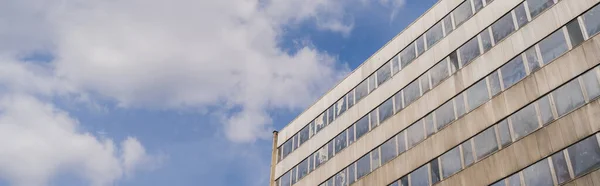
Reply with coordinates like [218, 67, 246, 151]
[272, 0, 600, 185]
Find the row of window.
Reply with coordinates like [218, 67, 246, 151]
[277, 0, 496, 162]
[314, 2, 600, 185]
[276, 0, 578, 184]
[491, 133, 600, 186]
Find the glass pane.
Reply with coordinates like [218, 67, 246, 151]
[425, 114, 436, 137]
[356, 154, 371, 179]
[421, 73, 431, 94]
[282, 140, 293, 159]
[436, 101, 455, 130]
[404, 81, 420, 106]
[327, 106, 335, 125]
[392, 56, 400, 74]
[537, 96, 554, 126]
[327, 141, 333, 160]
[511, 104, 539, 140]
[298, 158, 309, 179]
[490, 180, 505, 186]
[347, 90, 355, 108]
[298, 126, 310, 147]
[348, 126, 355, 145]
[454, 0, 473, 27]
[431, 60, 449, 87]
[394, 92, 404, 113]
[379, 98, 394, 122]
[336, 97, 347, 117]
[431, 159, 441, 184]
[498, 120, 512, 148]
[525, 47, 540, 73]
[481, 31, 493, 52]
[441, 146, 462, 178]
[334, 169, 347, 186]
[400, 176, 409, 186]
[455, 94, 467, 117]
[356, 116, 370, 139]
[377, 62, 392, 86]
[463, 140, 475, 167]
[473, 0, 483, 12]
[371, 149, 380, 170]
[443, 15, 454, 35]
[327, 177, 333, 186]
[539, 29, 568, 64]
[515, 3, 529, 28]
[583, 69, 600, 100]
[407, 121, 425, 148]
[449, 52, 460, 72]
[467, 79, 489, 111]
[349, 164, 356, 184]
[501, 56, 527, 89]
[390, 181, 399, 186]
[280, 171, 291, 186]
[490, 71, 502, 96]
[334, 131, 347, 154]
[553, 79, 585, 116]
[381, 136, 398, 164]
[584, 4, 600, 37]
[474, 127, 499, 160]
[411, 165, 430, 186]
[427, 22, 444, 47]
[567, 135, 600, 176]
[370, 110, 379, 128]
[398, 132, 407, 154]
[492, 13, 516, 43]
[507, 173, 521, 186]
[523, 159, 553, 186]
[416, 36, 425, 56]
[459, 37, 481, 66]
[527, 0, 554, 18]
[566, 20, 585, 47]
[315, 113, 326, 133]
[552, 151, 571, 184]
[400, 43, 416, 68]
[368, 76, 376, 93]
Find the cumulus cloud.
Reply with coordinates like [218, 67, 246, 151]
[0, 95, 157, 186]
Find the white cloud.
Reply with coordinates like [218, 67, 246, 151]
[0, 95, 157, 186]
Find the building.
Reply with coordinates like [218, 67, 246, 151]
[270, 0, 600, 185]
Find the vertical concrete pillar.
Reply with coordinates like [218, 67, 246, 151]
[270, 131, 279, 186]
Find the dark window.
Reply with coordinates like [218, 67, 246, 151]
[527, 0, 554, 18]
[567, 135, 600, 176]
[553, 79, 585, 116]
[379, 98, 394, 122]
[381, 136, 398, 164]
[523, 159, 553, 186]
[551, 151, 571, 184]
[426, 22, 444, 47]
[566, 20, 585, 47]
[492, 13, 516, 43]
[539, 29, 568, 64]
[501, 56, 527, 89]
[459, 37, 481, 66]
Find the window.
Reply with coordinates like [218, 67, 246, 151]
[474, 127, 498, 160]
[371, 149, 381, 170]
[431, 60, 450, 87]
[355, 80, 368, 102]
[539, 29, 568, 64]
[582, 69, 600, 100]
[515, 3, 529, 28]
[348, 126, 355, 145]
[379, 98, 394, 122]
[348, 164, 356, 184]
[369, 110, 379, 128]
[553, 79, 585, 116]
[347, 90, 355, 108]
[394, 92, 404, 113]
[368, 76, 376, 93]
[416, 36, 425, 56]
[298, 126, 310, 147]
[400, 44, 416, 68]
[584, 4, 600, 37]
[511, 104, 539, 140]
[431, 159, 441, 184]
[463, 140, 475, 167]
[407, 121, 425, 148]
[527, 0, 554, 18]
[492, 13, 516, 43]
[400, 176, 409, 186]
[356, 154, 371, 179]
[425, 114, 436, 137]
[498, 120, 512, 148]
[501, 56, 526, 89]
[334, 169, 347, 186]
[392, 56, 400, 74]
[454, 0, 473, 27]
[566, 20, 585, 47]
[525, 47, 540, 73]
[523, 159, 553, 186]
[381, 136, 398, 164]
[441, 146, 462, 178]
[426, 22, 444, 47]
[481, 30, 493, 52]
[291, 168, 297, 185]
[459, 37, 481, 66]
[282, 140, 293, 159]
[336, 97, 346, 117]
[334, 131, 347, 154]
[420, 73, 431, 94]
[327, 106, 335, 125]
[377, 62, 392, 86]
[327, 141, 334, 160]
[489, 72, 502, 96]
[356, 116, 369, 139]
[567, 135, 600, 176]
[436, 101, 455, 130]
[490, 181, 505, 186]
[537, 96, 554, 126]
[443, 15, 454, 35]
[473, 0, 483, 12]
[397, 132, 407, 154]
[298, 159, 309, 180]
[455, 94, 467, 117]
[507, 173, 521, 186]
[411, 165, 430, 186]
[280, 171, 291, 186]
[404, 81, 420, 106]
[552, 151, 571, 184]
[315, 114, 326, 134]
[449, 52, 459, 72]
[467, 79, 489, 111]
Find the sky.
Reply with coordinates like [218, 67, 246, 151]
[0, 0, 437, 185]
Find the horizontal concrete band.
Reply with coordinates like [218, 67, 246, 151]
[277, 0, 526, 175]
[283, 0, 597, 182]
[351, 13, 600, 186]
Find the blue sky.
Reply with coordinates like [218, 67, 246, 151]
[0, 0, 436, 185]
